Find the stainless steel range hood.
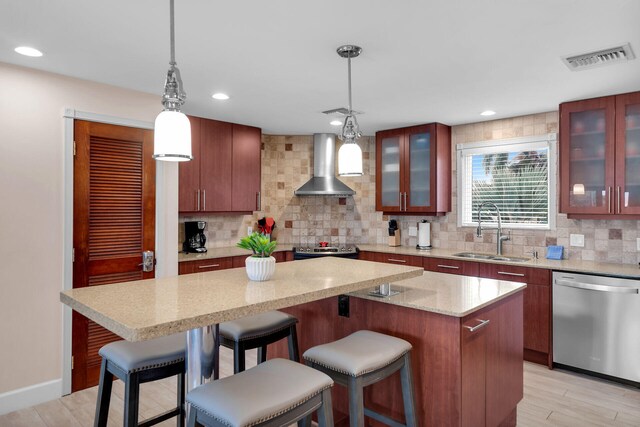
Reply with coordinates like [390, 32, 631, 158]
[294, 133, 356, 196]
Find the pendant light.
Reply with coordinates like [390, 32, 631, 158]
[337, 45, 363, 176]
[153, 0, 192, 161]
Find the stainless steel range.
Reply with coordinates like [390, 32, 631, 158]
[293, 245, 359, 260]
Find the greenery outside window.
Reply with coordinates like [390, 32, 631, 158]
[457, 134, 557, 230]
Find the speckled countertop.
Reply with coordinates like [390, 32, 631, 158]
[178, 245, 294, 262]
[60, 257, 422, 342]
[358, 244, 640, 279]
[349, 271, 526, 317]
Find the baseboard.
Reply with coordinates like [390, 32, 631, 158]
[0, 379, 62, 416]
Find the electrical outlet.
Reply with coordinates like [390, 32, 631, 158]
[408, 226, 418, 237]
[338, 295, 350, 317]
[637, 238, 640, 251]
[570, 234, 585, 247]
[247, 226, 253, 236]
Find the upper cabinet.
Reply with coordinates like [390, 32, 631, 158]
[179, 116, 261, 213]
[375, 123, 451, 215]
[559, 91, 640, 217]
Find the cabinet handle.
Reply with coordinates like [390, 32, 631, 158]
[608, 187, 612, 213]
[437, 264, 460, 269]
[404, 192, 408, 211]
[198, 264, 220, 269]
[202, 190, 206, 211]
[399, 192, 402, 210]
[497, 271, 525, 277]
[387, 258, 407, 263]
[197, 189, 201, 211]
[463, 319, 490, 332]
[256, 191, 261, 211]
[617, 186, 621, 213]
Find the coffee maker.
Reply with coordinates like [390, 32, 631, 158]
[183, 221, 207, 253]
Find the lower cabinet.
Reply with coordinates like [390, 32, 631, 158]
[424, 256, 480, 276]
[359, 251, 423, 267]
[179, 251, 290, 275]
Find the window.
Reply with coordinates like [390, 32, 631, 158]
[457, 134, 556, 230]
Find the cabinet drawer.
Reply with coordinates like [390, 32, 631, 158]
[374, 252, 423, 267]
[478, 263, 550, 286]
[424, 257, 480, 276]
[179, 257, 233, 275]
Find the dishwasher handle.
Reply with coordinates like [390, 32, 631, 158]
[555, 279, 640, 294]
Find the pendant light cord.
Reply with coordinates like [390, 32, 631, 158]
[169, 0, 176, 65]
[347, 52, 352, 113]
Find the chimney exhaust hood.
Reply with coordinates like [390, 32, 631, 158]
[294, 133, 356, 197]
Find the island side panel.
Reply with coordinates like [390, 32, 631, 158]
[271, 296, 463, 426]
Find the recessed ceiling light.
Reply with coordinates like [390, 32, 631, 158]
[212, 93, 229, 100]
[480, 110, 496, 116]
[15, 46, 43, 57]
[330, 120, 343, 126]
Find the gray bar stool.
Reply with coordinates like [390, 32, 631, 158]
[303, 330, 417, 427]
[187, 358, 334, 427]
[219, 310, 299, 374]
[94, 333, 186, 427]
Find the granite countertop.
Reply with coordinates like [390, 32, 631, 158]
[60, 257, 422, 342]
[178, 245, 294, 262]
[358, 244, 640, 279]
[349, 270, 526, 317]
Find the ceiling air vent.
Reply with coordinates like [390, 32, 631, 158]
[562, 43, 635, 71]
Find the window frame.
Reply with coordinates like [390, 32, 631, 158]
[456, 133, 557, 230]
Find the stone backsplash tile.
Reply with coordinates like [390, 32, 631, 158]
[179, 112, 640, 265]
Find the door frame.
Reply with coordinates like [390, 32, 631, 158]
[61, 108, 179, 395]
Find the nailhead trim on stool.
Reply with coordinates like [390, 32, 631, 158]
[303, 330, 418, 427]
[219, 311, 299, 374]
[94, 334, 186, 427]
[186, 358, 334, 427]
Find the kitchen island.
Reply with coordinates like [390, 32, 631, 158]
[60, 257, 422, 389]
[271, 271, 526, 427]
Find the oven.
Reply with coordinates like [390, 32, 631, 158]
[293, 246, 359, 260]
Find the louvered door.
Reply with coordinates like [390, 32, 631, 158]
[72, 120, 155, 392]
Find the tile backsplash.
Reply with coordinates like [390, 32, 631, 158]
[180, 111, 640, 265]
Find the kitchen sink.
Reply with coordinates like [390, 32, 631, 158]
[452, 252, 530, 263]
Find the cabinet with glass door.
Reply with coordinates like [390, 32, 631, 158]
[375, 123, 451, 215]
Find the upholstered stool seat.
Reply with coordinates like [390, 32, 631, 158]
[187, 358, 334, 427]
[219, 310, 299, 373]
[95, 334, 186, 427]
[304, 330, 417, 427]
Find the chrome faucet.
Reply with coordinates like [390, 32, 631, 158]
[476, 202, 510, 256]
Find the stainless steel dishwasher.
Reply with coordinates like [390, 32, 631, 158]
[553, 271, 640, 385]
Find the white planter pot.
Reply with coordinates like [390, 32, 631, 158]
[245, 256, 276, 281]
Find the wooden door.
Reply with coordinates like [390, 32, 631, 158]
[72, 120, 155, 392]
[404, 124, 436, 213]
[559, 96, 616, 214]
[200, 119, 232, 212]
[615, 91, 640, 215]
[460, 314, 487, 427]
[231, 124, 261, 212]
[178, 116, 202, 212]
[376, 128, 405, 212]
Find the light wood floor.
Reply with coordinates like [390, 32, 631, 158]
[2, 353, 639, 426]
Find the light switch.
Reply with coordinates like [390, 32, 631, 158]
[408, 226, 418, 237]
[570, 234, 585, 247]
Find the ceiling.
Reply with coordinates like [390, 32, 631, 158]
[1, 0, 639, 135]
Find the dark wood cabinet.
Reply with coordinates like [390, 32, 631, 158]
[359, 251, 423, 267]
[424, 256, 480, 276]
[375, 123, 451, 215]
[560, 90, 640, 218]
[179, 116, 261, 213]
[180, 251, 292, 275]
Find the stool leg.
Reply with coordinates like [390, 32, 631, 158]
[187, 407, 197, 427]
[234, 341, 245, 373]
[318, 388, 334, 427]
[94, 359, 112, 427]
[257, 345, 267, 364]
[288, 325, 300, 362]
[400, 353, 417, 427]
[123, 372, 140, 427]
[177, 369, 186, 427]
[348, 376, 364, 427]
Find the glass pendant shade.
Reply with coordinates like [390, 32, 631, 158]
[338, 141, 363, 176]
[153, 110, 192, 161]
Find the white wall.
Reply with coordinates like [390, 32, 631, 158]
[0, 62, 175, 405]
